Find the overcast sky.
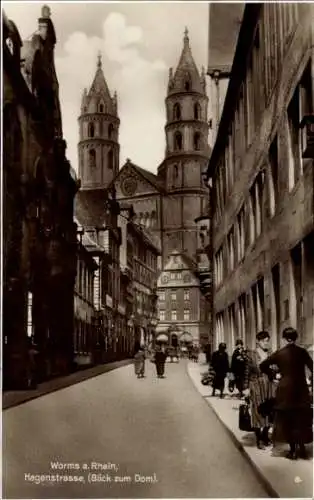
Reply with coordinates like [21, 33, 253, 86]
[3, 2, 209, 173]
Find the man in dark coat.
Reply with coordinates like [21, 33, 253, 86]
[260, 327, 313, 460]
[154, 345, 167, 378]
[211, 343, 229, 398]
[231, 339, 247, 398]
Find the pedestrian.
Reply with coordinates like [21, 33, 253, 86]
[134, 345, 145, 378]
[204, 343, 211, 364]
[244, 331, 277, 449]
[211, 343, 229, 398]
[154, 345, 167, 378]
[231, 339, 247, 398]
[260, 327, 313, 460]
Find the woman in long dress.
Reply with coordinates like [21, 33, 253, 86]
[244, 331, 277, 449]
[260, 327, 313, 460]
[134, 346, 145, 378]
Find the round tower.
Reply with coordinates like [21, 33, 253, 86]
[159, 29, 210, 262]
[78, 53, 120, 190]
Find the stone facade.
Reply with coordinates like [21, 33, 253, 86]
[206, 4, 314, 354]
[156, 251, 209, 347]
[3, 6, 79, 388]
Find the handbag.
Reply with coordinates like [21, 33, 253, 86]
[239, 403, 252, 431]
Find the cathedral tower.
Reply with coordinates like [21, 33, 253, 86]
[78, 53, 120, 190]
[158, 29, 210, 262]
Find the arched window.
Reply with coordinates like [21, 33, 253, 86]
[173, 103, 181, 120]
[89, 149, 96, 169]
[173, 165, 178, 185]
[108, 149, 114, 170]
[88, 122, 95, 138]
[145, 212, 150, 227]
[194, 132, 201, 151]
[108, 123, 114, 140]
[194, 103, 201, 120]
[174, 132, 183, 151]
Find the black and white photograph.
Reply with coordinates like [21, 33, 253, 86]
[2, 1, 314, 499]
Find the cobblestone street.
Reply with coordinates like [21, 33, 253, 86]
[3, 361, 268, 499]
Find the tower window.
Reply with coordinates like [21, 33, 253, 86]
[108, 149, 114, 170]
[99, 104, 104, 113]
[108, 123, 114, 140]
[89, 149, 96, 169]
[173, 103, 181, 120]
[194, 132, 201, 151]
[194, 103, 201, 120]
[174, 131, 183, 151]
[88, 122, 95, 138]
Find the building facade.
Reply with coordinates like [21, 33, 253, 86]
[156, 251, 209, 347]
[3, 6, 79, 389]
[74, 234, 98, 366]
[119, 205, 160, 349]
[206, 3, 314, 354]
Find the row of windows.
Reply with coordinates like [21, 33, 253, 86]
[159, 309, 191, 321]
[173, 131, 202, 151]
[215, 235, 313, 349]
[158, 290, 190, 301]
[172, 102, 202, 121]
[87, 122, 114, 139]
[83, 103, 107, 114]
[215, 9, 311, 215]
[88, 148, 114, 170]
[76, 257, 94, 304]
[215, 60, 312, 241]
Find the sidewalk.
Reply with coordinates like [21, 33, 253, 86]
[187, 360, 313, 499]
[2, 359, 131, 410]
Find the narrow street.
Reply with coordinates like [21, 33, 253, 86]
[3, 361, 268, 499]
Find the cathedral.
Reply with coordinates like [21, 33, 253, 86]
[76, 29, 211, 345]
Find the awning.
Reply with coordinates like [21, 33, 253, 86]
[179, 332, 193, 343]
[156, 333, 169, 342]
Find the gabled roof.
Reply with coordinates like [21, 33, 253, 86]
[111, 159, 165, 194]
[164, 250, 198, 273]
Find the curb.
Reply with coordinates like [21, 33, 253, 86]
[186, 363, 279, 499]
[3, 359, 132, 411]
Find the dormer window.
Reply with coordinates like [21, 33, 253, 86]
[99, 104, 104, 113]
[184, 73, 191, 91]
[88, 122, 95, 138]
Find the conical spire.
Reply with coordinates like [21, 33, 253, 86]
[88, 52, 111, 98]
[168, 28, 203, 95]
